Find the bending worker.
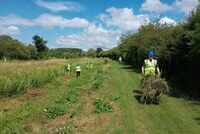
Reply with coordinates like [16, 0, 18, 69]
[141, 51, 160, 76]
[89, 62, 93, 69]
[75, 64, 81, 77]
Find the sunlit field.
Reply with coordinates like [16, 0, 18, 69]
[1, 59, 200, 133]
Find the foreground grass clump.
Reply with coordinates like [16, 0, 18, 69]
[65, 90, 79, 103]
[44, 105, 65, 119]
[54, 125, 76, 134]
[93, 98, 113, 113]
[92, 69, 104, 91]
[45, 90, 79, 119]
[139, 76, 170, 104]
[0, 59, 68, 97]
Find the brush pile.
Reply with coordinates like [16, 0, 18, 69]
[139, 76, 170, 104]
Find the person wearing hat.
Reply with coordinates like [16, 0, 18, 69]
[141, 51, 161, 104]
[141, 51, 160, 76]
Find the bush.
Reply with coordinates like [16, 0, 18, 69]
[93, 98, 113, 113]
[65, 90, 79, 103]
[43, 105, 65, 119]
[92, 80, 103, 91]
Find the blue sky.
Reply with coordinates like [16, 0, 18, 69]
[0, 0, 198, 50]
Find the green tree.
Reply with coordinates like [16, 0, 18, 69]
[96, 48, 103, 58]
[32, 35, 48, 53]
[86, 49, 96, 58]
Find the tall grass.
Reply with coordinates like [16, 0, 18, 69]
[0, 59, 68, 97]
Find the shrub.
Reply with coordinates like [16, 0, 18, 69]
[93, 98, 113, 113]
[65, 90, 79, 103]
[92, 80, 103, 91]
[43, 105, 65, 119]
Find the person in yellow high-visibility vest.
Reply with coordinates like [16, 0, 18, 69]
[118, 56, 122, 64]
[141, 51, 161, 104]
[67, 63, 71, 73]
[86, 62, 90, 69]
[89, 62, 93, 69]
[75, 64, 81, 77]
[141, 51, 160, 76]
[3, 56, 6, 62]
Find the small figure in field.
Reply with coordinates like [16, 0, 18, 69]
[75, 64, 81, 77]
[118, 56, 122, 64]
[67, 63, 71, 74]
[3, 56, 7, 62]
[89, 62, 93, 69]
[86, 62, 90, 69]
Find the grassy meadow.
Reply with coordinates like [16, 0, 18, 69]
[0, 58, 200, 134]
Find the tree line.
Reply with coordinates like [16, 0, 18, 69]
[0, 35, 103, 60]
[101, 5, 200, 98]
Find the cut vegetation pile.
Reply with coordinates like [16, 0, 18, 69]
[139, 76, 170, 104]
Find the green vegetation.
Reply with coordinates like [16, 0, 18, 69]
[0, 59, 200, 133]
[54, 125, 76, 134]
[92, 69, 104, 91]
[32, 35, 48, 53]
[0, 3, 200, 134]
[93, 98, 113, 113]
[65, 90, 79, 103]
[44, 105, 65, 119]
[0, 35, 37, 60]
[48, 48, 83, 58]
[101, 5, 200, 98]
[0, 60, 68, 97]
[0, 35, 86, 60]
[139, 76, 170, 104]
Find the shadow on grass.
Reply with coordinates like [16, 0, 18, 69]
[133, 94, 143, 104]
[133, 90, 142, 94]
[133, 90, 166, 105]
[119, 62, 200, 103]
[192, 102, 200, 105]
[132, 90, 142, 104]
[119, 64, 141, 74]
[194, 117, 200, 125]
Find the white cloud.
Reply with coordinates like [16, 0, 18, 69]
[0, 14, 89, 28]
[159, 17, 177, 25]
[0, 25, 21, 35]
[173, 0, 198, 14]
[99, 7, 149, 31]
[33, 14, 89, 28]
[0, 15, 33, 26]
[55, 24, 122, 50]
[141, 0, 199, 15]
[35, 0, 82, 12]
[141, 0, 172, 13]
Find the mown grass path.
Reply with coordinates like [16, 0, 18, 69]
[100, 62, 200, 134]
